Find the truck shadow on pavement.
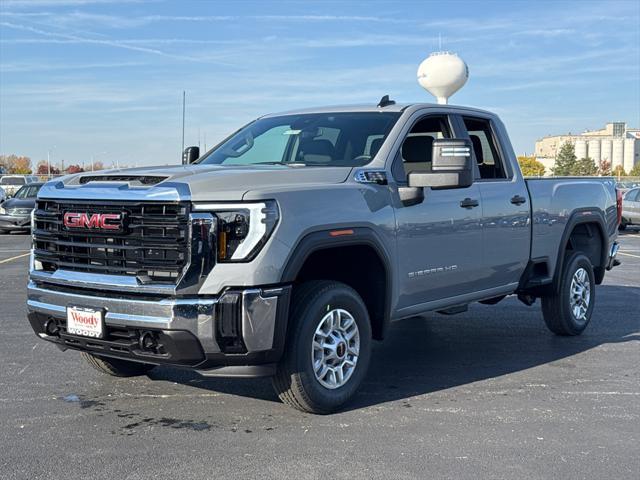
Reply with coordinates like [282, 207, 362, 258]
[148, 284, 640, 411]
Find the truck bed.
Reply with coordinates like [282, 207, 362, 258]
[525, 176, 619, 281]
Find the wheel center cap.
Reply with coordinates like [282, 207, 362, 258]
[336, 341, 347, 358]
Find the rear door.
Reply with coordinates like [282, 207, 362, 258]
[455, 114, 531, 289]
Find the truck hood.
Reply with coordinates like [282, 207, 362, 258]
[42, 164, 353, 202]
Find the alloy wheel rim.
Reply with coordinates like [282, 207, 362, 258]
[311, 308, 360, 389]
[570, 267, 591, 322]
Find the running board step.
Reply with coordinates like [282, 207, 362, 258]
[437, 304, 468, 315]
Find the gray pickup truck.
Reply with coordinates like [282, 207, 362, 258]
[27, 100, 622, 413]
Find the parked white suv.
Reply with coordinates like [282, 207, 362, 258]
[0, 175, 37, 198]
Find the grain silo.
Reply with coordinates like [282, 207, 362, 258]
[575, 139, 588, 160]
[587, 139, 601, 162]
[624, 138, 637, 173]
[600, 139, 613, 165]
[612, 138, 624, 169]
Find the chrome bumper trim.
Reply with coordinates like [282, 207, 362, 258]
[27, 281, 286, 354]
[27, 281, 219, 353]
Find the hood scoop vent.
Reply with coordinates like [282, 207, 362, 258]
[78, 175, 167, 186]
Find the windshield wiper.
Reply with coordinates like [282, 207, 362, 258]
[252, 162, 307, 167]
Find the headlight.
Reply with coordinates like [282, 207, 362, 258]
[0, 206, 5, 214]
[192, 201, 279, 262]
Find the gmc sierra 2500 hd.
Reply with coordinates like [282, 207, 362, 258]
[27, 100, 621, 413]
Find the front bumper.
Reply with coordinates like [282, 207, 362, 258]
[27, 280, 291, 374]
[0, 213, 30, 230]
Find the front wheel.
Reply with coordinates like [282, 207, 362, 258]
[81, 352, 155, 377]
[541, 252, 595, 336]
[272, 281, 372, 414]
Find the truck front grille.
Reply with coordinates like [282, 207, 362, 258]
[33, 200, 191, 283]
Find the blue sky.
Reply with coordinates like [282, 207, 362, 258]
[0, 0, 639, 168]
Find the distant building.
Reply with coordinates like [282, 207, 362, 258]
[535, 122, 640, 174]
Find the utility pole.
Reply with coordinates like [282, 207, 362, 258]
[47, 150, 51, 178]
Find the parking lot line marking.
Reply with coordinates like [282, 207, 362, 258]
[0, 253, 30, 264]
[618, 252, 640, 259]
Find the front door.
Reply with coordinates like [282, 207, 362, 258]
[393, 114, 484, 313]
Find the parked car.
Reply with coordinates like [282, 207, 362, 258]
[26, 101, 621, 413]
[0, 183, 44, 233]
[620, 187, 640, 230]
[0, 175, 37, 198]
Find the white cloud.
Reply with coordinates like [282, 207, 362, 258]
[0, 21, 238, 65]
[1, 60, 147, 72]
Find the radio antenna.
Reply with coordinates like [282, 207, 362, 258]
[181, 90, 186, 156]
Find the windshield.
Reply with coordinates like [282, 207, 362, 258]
[14, 184, 42, 199]
[1, 177, 26, 185]
[197, 112, 400, 167]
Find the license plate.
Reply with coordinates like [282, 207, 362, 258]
[66, 307, 104, 338]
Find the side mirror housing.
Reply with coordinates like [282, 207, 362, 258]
[408, 139, 474, 189]
[182, 146, 200, 164]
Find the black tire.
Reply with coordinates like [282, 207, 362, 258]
[541, 252, 595, 336]
[81, 352, 155, 377]
[272, 280, 372, 414]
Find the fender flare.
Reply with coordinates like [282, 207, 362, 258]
[280, 227, 394, 339]
[553, 208, 609, 291]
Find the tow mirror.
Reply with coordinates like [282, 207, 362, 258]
[407, 139, 474, 190]
[182, 146, 200, 164]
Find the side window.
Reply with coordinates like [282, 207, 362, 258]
[625, 189, 639, 201]
[394, 115, 452, 182]
[315, 127, 340, 146]
[462, 117, 507, 180]
[364, 134, 385, 157]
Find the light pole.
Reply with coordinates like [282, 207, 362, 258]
[47, 146, 56, 179]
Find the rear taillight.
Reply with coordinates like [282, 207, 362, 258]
[616, 188, 623, 226]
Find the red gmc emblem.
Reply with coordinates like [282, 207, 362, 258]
[63, 212, 123, 231]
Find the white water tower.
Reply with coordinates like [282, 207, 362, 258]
[417, 52, 469, 104]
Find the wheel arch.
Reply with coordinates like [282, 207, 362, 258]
[553, 209, 609, 291]
[280, 227, 393, 341]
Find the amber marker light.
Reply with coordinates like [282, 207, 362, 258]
[329, 229, 354, 237]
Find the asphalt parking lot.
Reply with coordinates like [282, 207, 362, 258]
[1, 231, 638, 480]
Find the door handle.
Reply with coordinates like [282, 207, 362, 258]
[510, 195, 527, 205]
[460, 198, 479, 209]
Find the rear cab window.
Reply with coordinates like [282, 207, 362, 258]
[1, 177, 26, 186]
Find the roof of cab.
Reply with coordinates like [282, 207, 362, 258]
[262, 102, 495, 118]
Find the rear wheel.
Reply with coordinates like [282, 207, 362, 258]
[272, 280, 372, 414]
[541, 252, 595, 336]
[81, 352, 155, 377]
